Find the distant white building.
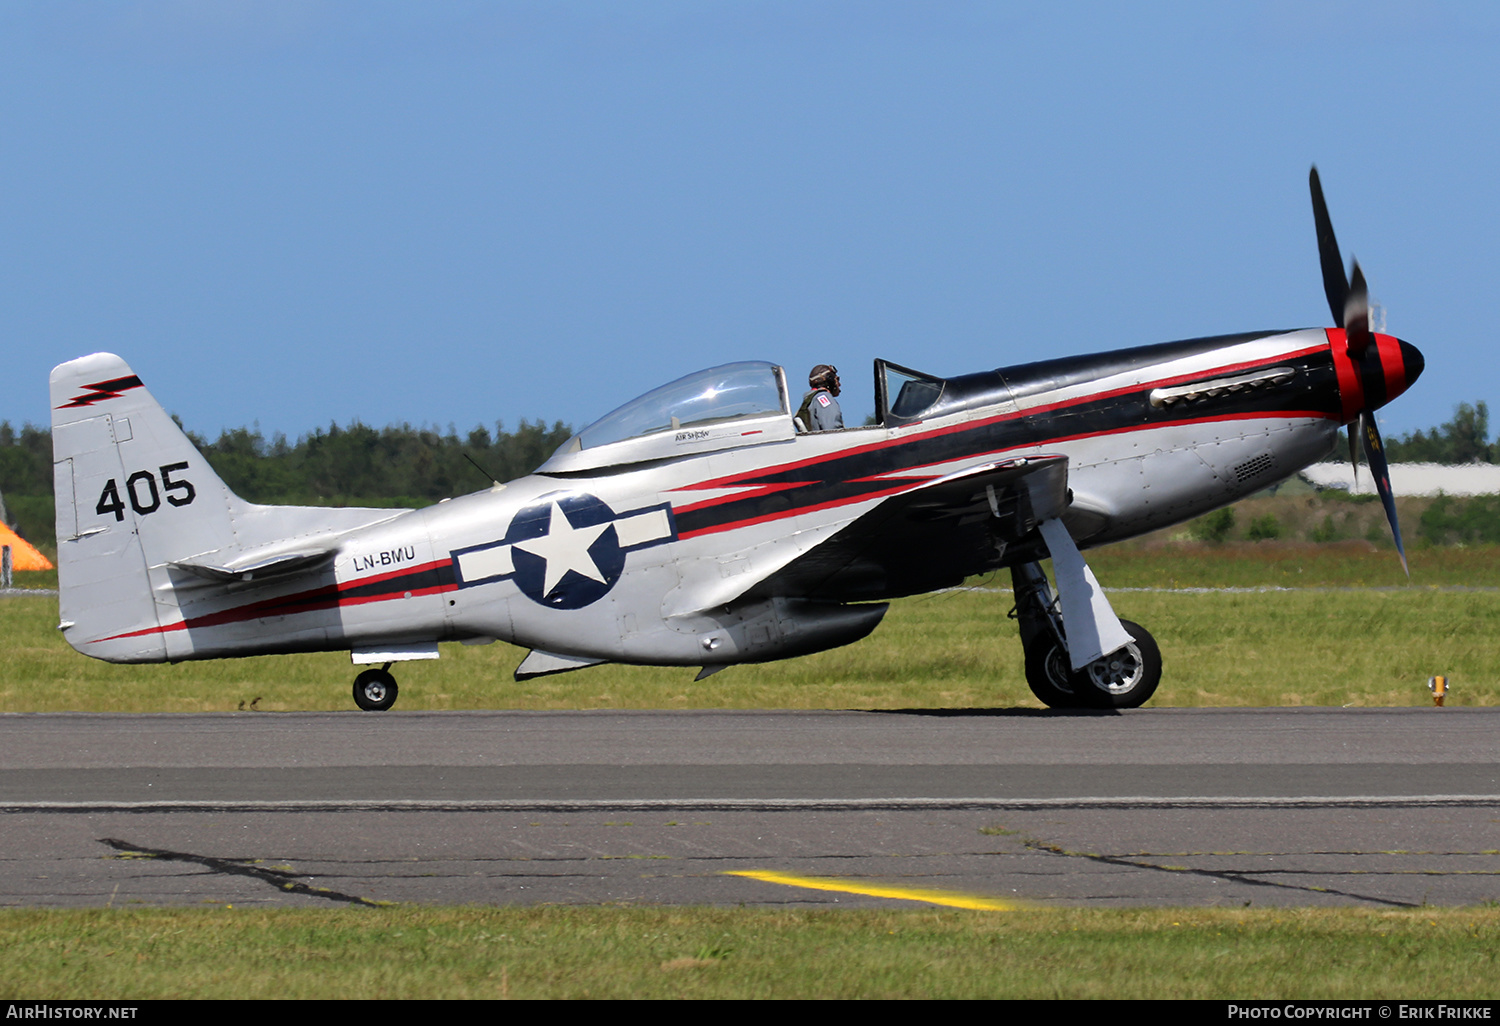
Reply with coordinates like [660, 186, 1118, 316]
[1299, 463, 1500, 496]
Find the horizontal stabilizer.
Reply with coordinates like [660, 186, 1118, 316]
[169, 549, 338, 583]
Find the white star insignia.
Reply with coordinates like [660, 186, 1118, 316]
[513, 502, 611, 599]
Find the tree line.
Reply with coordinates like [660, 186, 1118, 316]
[0, 417, 573, 551]
[1381, 401, 1497, 465]
[3, 400, 1498, 554]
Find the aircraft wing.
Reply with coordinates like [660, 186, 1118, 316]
[735, 455, 1070, 603]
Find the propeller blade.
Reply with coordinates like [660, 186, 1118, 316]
[1314, 167, 1409, 577]
[1359, 412, 1409, 577]
[1310, 166, 1349, 326]
[1344, 261, 1372, 356]
[1347, 422, 1360, 488]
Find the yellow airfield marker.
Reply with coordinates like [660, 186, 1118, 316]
[726, 870, 1028, 911]
[1428, 675, 1449, 706]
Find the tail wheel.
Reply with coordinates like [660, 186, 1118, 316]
[353, 668, 398, 712]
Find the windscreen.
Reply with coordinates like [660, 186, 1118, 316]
[879, 361, 947, 423]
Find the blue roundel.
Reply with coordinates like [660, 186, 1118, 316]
[505, 492, 626, 609]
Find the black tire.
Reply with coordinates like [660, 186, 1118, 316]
[353, 668, 398, 712]
[1074, 619, 1161, 709]
[1024, 639, 1081, 708]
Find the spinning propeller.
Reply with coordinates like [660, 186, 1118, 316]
[1309, 166, 1408, 576]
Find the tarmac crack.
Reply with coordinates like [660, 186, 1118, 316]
[99, 838, 392, 907]
[1023, 840, 1424, 907]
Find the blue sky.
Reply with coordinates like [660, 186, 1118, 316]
[2, 1, 1495, 441]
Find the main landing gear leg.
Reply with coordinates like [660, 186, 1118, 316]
[353, 663, 399, 711]
[1010, 560, 1162, 710]
[1012, 561, 1079, 708]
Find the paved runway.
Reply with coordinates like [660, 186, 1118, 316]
[2, 708, 1496, 910]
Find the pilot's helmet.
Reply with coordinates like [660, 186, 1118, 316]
[809, 364, 838, 389]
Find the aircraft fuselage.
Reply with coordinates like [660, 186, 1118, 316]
[75, 324, 1418, 673]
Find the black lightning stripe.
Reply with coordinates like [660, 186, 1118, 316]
[674, 343, 1340, 538]
[58, 375, 145, 409]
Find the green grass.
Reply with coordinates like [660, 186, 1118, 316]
[6, 545, 1498, 1000]
[5, 544, 1497, 712]
[1, 905, 1496, 999]
[1089, 538, 1500, 588]
[3, 567, 55, 589]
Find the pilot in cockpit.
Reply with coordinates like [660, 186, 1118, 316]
[795, 364, 843, 432]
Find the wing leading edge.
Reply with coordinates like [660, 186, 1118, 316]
[734, 456, 1070, 604]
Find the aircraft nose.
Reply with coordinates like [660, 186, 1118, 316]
[1398, 338, 1424, 394]
[1334, 332, 1423, 421]
[1369, 335, 1423, 410]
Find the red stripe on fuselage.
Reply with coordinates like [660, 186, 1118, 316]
[998, 344, 1328, 426]
[671, 480, 811, 516]
[95, 559, 457, 642]
[669, 341, 1335, 538]
[676, 480, 939, 539]
[675, 409, 1330, 539]
[673, 343, 1329, 499]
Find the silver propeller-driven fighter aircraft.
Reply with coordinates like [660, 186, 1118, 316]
[50, 169, 1423, 710]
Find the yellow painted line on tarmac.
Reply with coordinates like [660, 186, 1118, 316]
[726, 870, 1028, 911]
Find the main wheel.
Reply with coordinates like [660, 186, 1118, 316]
[352, 668, 398, 711]
[1074, 619, 1161, 709]
[1024, 639, 1081, 708]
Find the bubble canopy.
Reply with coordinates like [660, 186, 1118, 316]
[541, 361, 794, 472]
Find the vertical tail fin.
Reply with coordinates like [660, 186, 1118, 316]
[51, 353, 247, 661]
[51, 353, 413, 664]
